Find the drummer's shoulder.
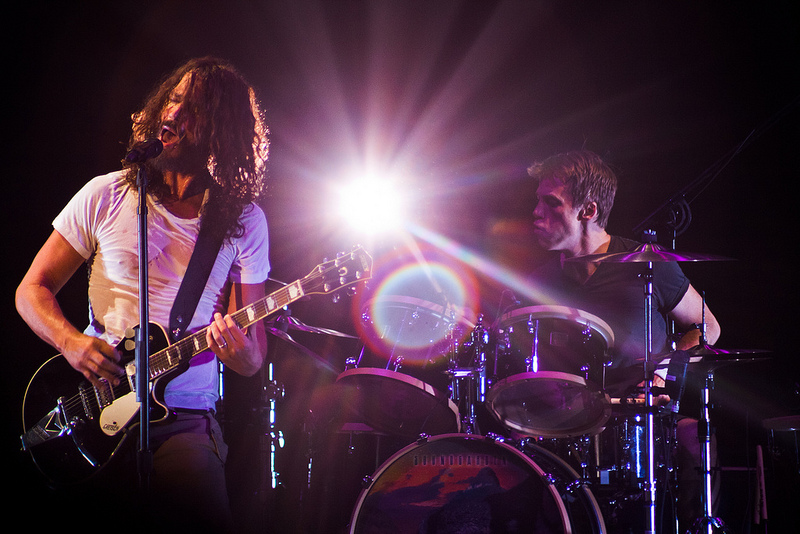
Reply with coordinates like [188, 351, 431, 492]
[610, 235, 640, 252]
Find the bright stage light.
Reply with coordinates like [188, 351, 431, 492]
[337, 176, 406, 235]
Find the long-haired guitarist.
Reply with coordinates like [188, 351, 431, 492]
[16, 57, 271, 532]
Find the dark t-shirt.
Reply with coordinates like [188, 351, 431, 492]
[527, 235, 690, 395]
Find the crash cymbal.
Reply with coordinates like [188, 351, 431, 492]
[565, 242, 735, 263]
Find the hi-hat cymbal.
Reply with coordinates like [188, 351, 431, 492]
[565, 242, 735, 263]
[683, 344, 770, 358]
[654, 345, 771, 371]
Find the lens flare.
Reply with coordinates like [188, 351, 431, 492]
[354, 256, 479, 367]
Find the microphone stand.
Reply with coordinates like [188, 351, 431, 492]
[136, 163, 152, 492]
[124, 139, 162, 494]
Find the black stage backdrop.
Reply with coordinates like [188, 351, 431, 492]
[4, 2, 799, 532]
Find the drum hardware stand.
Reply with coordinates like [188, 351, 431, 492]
[639, 231, 659, 534]
[448, 315, 488, 435]
[679, 293, 729, 534]
[688, 366, 731, 534]
[263, 361, 286, 491]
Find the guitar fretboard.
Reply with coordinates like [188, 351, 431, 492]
[148, 280, 305, 379]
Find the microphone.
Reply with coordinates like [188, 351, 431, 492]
[125, 139, 163, 163]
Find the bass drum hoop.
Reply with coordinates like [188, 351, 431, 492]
[521, 439, 608, 534]
[348, 433, 598, 534]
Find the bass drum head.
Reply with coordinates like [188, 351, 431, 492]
[348, 434, 604, 533]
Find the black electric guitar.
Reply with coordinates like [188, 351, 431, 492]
[21, 247, 372, 486]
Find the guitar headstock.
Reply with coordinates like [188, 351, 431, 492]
[301, 246, 373, 296]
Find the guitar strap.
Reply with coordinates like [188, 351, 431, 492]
[168, 217, 225, 343]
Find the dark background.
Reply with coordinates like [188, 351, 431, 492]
[4, 1, 799, 532]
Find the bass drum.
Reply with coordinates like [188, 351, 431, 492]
[348, 433, 606, 534]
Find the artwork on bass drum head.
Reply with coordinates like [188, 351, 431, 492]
[348, 433, 606, 533]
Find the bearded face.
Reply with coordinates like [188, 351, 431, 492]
[151, 72, 210, 177]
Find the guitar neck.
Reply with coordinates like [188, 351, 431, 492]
[147, 279, 305, 380]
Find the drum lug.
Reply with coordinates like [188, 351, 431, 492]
[484, 432, 506, 443]
[361, 474, 373, 488]
[565, 478, 588, 495]
[580, 364, 590, 380]
[581, 324, 592, 344]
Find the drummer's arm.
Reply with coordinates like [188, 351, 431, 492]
[669, 284, 721, 350]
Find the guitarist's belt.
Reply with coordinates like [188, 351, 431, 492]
[173, 407, 216, 416]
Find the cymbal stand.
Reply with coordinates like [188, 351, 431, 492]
[641, 258, 658, 534]
[689, 367, 731, 534]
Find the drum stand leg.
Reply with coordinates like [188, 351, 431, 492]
[687, 370, 731, 534]
[641, 260, 658, 534]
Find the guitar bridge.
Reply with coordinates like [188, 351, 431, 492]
[20, 397, 70, 451]
[91, 378, 116, 409]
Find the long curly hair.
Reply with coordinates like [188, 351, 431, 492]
[124, 57, 269, 240]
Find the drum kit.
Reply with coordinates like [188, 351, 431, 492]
[293, 238, 770, 533]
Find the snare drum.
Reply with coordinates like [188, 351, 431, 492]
[348, 433, 606, 533]
[487, 306, 614, 438]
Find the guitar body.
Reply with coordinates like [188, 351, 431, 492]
[22, 324, 176, 486]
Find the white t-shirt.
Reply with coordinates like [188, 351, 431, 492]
[53, 170, 270, 410]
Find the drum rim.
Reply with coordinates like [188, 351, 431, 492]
[520, 441, 609, 534]
[347, 432, 571, 534]
[486, 372, 612, 438]
[499, 305, 615, 347]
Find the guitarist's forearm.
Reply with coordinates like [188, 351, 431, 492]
[17, 280, 123, 387]
[16, 282, 82, 356]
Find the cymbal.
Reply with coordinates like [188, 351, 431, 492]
[565, 242, 735, 263]
[654, 345, 771, 371]
[763, 415, 800, 431]
[683, 344, 771, 358]
[268, 315, 357, 338]
[265, 326, 339, 374]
